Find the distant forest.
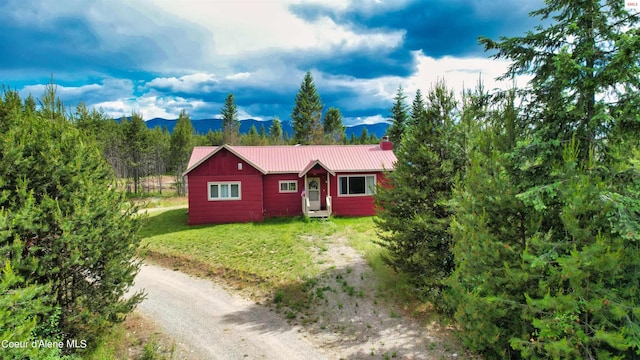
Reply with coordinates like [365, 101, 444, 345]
[141, 117, 390, 140]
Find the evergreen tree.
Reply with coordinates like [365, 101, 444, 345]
[221, 93, 240, 145]
[38, 80, 65, 122]
[123, 112, 151, 194]
[409, 88, 426, 127]
[386, 86, 409, 146]
[203, 129, 224, 146]
[243, 124, 261, 146]
[101, 119, 126, 179]
[375, 80, 464, 303]
[449, 1, 640, 357]
[349, 132, 357, 144]
[269, 117, 283, 144]
[248, 124, 258, 137]
[0, 91, 143, 352]
[259, 123, 267, 140]
[323, 107, 346, 143]
[358, 127, 369, 144]
[0, 87, 24, 133]
[291, 71, 324, 144]
[169, 110, 195, 195]
[149, 127, 170, 193]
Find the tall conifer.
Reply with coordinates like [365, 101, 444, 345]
[375, 80, 464, 303]
[291, 71, 324, 144]
[221, 93, 240, 145]
[449, 1, 640, 357]
[386, 86, 409, 146]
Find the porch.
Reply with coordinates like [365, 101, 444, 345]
[302, 195, 332, 218]
[299, 159, 334, 219]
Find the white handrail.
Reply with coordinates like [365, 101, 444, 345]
[302, 196, 310, 216]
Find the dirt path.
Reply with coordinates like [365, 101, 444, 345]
[132, 264, 331, 359]
[294, 235, 464, 359]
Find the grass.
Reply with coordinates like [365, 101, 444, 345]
[130, 195, 187, 209]
[85, 312, 175, 360]
[139, 211, 428, 320]
[140, 210, 342, 291]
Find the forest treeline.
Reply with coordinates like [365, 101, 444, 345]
[68, 70, 380, 195]
[376, 1, 640, 359]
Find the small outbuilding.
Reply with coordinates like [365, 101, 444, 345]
[182, 138, 396, 224]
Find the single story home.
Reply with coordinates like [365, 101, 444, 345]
[182, 138, 396, 224]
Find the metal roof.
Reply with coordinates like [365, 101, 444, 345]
[184, 144, 396, 176]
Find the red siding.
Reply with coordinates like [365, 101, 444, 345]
[263, 174, 303, 217]
[187, 148, 264, 224]
[186, 147, 391, 223]
[330, 172, 384, 217]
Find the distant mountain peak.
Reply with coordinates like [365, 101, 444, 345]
[143, 118, 389, 138]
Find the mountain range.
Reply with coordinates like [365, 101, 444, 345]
[144, 118, 390, 139]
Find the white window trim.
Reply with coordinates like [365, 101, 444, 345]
[337, 174, 376, 197]
[208, 181, 242, 201]
[278, 180, 298, 193]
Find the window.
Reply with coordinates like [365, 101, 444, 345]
[279, 180, 298, 193]
[208, 182, 241, 200]
[338, 175, 376, 196]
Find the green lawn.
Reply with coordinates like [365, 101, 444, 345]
[139, 210, 378, 288]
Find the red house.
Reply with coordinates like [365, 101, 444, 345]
[182, 138, 396, 224]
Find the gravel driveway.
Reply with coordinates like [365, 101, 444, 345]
[132, 264, 329, 359]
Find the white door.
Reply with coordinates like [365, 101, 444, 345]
[307, 178, 321, 211]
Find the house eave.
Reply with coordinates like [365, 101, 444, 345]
[182, 144, 268, 177]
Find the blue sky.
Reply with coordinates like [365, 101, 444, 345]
[1, 0, 543, 125]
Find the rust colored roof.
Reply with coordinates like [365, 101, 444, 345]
[185, 144, 396, 176]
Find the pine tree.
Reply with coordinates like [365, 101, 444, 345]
[375, 80, 464, 303]
[291, 71, 324, 144]
[170, 110, 195, 195]
[409, 88, 427, 127]
[358, 127, 369, 144]
[123, 112, 150, 194]
[259, 123, 267, 140]
[269, 118, 283, 144]
[203, 129, 224, 146]
[38, 80, 65, 122]
[243, 124, 261, 145]
[221, 93, 240, 145]
[0, 91, 143, 351]
[449, 1, 640, 357]
[149, 127, 170, 194]
[386, 86, 409, 146]
[446, 88, 532, 358]
[323, 107, 346, 143]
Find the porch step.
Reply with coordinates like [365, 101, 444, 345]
[307, 210, 330, 218]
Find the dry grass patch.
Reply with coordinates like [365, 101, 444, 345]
[86, 312, 178, 360]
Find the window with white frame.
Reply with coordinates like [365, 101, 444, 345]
[338, 175, 376, 196]
[208, 182, 241, 200]
[279, 180, 298, 193]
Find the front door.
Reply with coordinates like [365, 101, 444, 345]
[307, 177, 321, 211]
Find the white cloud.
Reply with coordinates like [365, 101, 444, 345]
[92, 95, 208, 120]
[146, 73, 219, 93]
[405, 51, 531, 100]
[225, 72, 251, 80]
[149, 0, 403, 58]
[19, 78, 135, 106]
[344, 115, 387, 126]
